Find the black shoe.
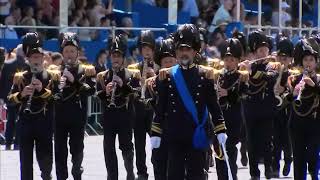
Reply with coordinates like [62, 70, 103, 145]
[265, 167, 273, 179]
[282, 163, 291, 176]
[241, 155, 248, 166]
[135, 175, 148, 180]
[249, 176, 260, 180]
[5, 144, 11, 150]
[271, 170, 279, 178]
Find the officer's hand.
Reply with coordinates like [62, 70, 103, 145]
[21, 85, 34, 97]
[106, 82, 114, 95]
[217, 88, 228, 98]
[59, 76, 67, 90]
[150, 136, 161, 149]
[239, 60, 251, 72]
[217, 133, 227, 145]
[63, 69, 74, 83]
[146, 67, 156, 78]
[112, 75, 123, 87]
[274, 85, 285, 95]
[303, 77, 315, 87]
[32, 78, 43, 92]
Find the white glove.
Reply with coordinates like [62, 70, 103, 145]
[217, 133, 227, 145]
[150, 136, 161, 149]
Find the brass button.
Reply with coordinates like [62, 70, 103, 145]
[195, 101, 199, 104]
[172, 102, 175, 105]
[169, 85, 172, 88]
[197, 93, 200, 96]
[173, 109, 176, 112]
[201, 76, 204, 80]
[198, 85, 202, 88]
[170, 94, 174, 96]
[168, 78, 171, 81]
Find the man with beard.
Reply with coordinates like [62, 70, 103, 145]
[150, 24, 227, 180]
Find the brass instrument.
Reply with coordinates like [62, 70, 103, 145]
[59, 59, 71, 92]
[295, 67, 310, 106]
[108, 67, 119, 108]
[140, 59, 148, 99]
[23, 66, 40, 114]
[274, 64, 285, 107]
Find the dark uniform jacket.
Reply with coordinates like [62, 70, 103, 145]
[151, 64, 226, 145]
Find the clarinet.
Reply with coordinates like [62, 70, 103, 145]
[23, 67, 38, 114]
[294, 67, 310, 106]
[140, 59, 148, 100]
[108, 67, 119, 108]
[59, 59, 71, 93]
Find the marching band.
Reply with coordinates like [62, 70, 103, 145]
[1, 24, 320, 180]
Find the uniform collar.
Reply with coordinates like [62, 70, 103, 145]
[180, 63, 196, 70]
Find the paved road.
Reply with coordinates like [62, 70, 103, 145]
[0, 136, 294, 180]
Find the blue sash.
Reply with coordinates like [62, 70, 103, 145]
[171, 65, 210, 149]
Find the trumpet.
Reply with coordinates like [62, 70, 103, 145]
[108, 67, 119, 108]
[294, 67, 310, 106]
[23, 66, 39, 114]
[274, 64, 285, 107]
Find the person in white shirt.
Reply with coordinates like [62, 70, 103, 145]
[209, 0, 233, 32]
[272, 1, 292, 27]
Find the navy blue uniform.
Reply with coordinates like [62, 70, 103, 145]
[287, 73, 320, 180]
[151, 64, 226, 180]
[243, 62, 277, 178]
[96, 68, 140, 180]
[128, 61, 159, 179]
[52, 63, 95, 180]
[215, 69, 248, 180]
[8, 68, 54, 180]
[0, 56, 27, 148]
[272, 70, 293, 176]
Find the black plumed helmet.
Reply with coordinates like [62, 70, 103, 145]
[293, 39, 318, 66]
[22, 32, 43, 57]
[137, 30, 155, 50]
[154, 38, 175, 66]
[109, 34, 128, 56]
[221, 38, 243, 60]
[174, 24, 201, 52]
[277, 37, 293, 57]
[248, 29, 269, 53]
[232, 30, 247, 54]
[60, 32, 80, 51]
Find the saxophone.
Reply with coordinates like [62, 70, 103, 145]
[274, 64, 285, 107]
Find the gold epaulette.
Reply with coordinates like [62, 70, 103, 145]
[159, 67, 171, 81]
[199, 65, 215, 80]
[208, 58, 224, 70]
[81, 64, 96, 77]
[239, 70, 250, 82]
[13, 71, 27, 86]
[127, 63, 140, 70]
[288, 67, 302, 76]
[47, 68, 61, 81]
[268, 61, 282, 71]
[127, 68, 141, 79]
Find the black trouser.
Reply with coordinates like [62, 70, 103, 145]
[290, 114, 320, 180]
[272, 108, 292, 172]
[167, 142, 207, 180]
[103, 107, 134, 180]
[151, 138, 168, 180]
[215, 106, 242, 180]
[133, 102, 153, 178]
[5, 105, 19, 146]
[54, 102, 85, 180]
[19, 112, 53, 180]
[244, 101, 273, 177]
